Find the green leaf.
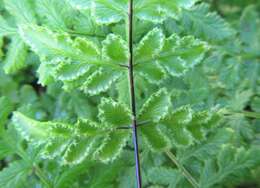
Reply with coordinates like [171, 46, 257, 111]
[54, 162, 94, 188]
[148, 167, 181, 186]
[19, 85, 38, 104]
[98, 98, 131, 128]
[187, 112, 209, 142]
[74, 37, 101, 57]
[102, 34, 129, 64]
[19, 25, 73, 59]
[4, 0, 36, 24]
[178, 128, 234, 163]
[43, 137, 71, 159]
[19, 25, 101, 64]
[158, 34, 208, 77]
[157, 34, 187, 77]
[135, 0, 198, 23]
[36, 0, 75, 31]
[135, 28, 164, 62]
[54, 61, 92, 81]
[68, 0, 91, 10]
[0, 97, 13, 128]
[161, 106, 193, 147]
[136, 62, 166, 84]
[37, 62, 55, 86]
[0, 160, 31, 188]
[140, 123, 170, 151]
[76, 119, 101, 136]
[0, 16, 17, 37]
[95, 130, 130, 163]
[181, 3, 234, 41]
[200, 145, 260, 188]
[138, 89, 171, 122]
[63, 136, 97, 165]
[81, 68, 122, 96]
[4, 36, 28, 74]
[12, 112, 49, 142]
[49, 123, 73, 138]
[93, 0, 128, 24]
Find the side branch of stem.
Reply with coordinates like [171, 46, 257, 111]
[165, 150, 199, 188]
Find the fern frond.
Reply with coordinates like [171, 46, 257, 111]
[135, 27, 164, 62]
[161, 106, 193, 147]
[140, 123, 170, 151]
[92, 0, 128, 24]
[67, 0, 91, 10]
[4, 0, 36, 24]
[199, 145, 260, 188]
[135, 0, 198, 23]
[95, 130, 130, 163]
[12, 112, 49, 142]
[102, 34, 129, 64]
[4, 36, 28, 74]
[81, 68, 122, 95]
[138, 88, 171, 122]
[0, 16, 17, 37]
[98, 98, 132, 128]
[181, 3, 235, 41]
[0, 160, 31, 188]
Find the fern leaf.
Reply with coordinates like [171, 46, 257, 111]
[95, 130, 130, 163]
[54, 61, 92, 82]
[148, 167, 181, 187]
[81, 68, 122, 96]
[140, 123, 170, 151]
[19, 25, 101, 65]
[135, 28, 164, 62]
[0, 97, 13, 128]
[92, 0, 128, 24]
[43, 137, 72, 159]
[18, 24, 73, 59]
[54, 162, 94, 188]
[67, 0, 91, 10]
[161, 106, 193, 147]
[63, 136, 97, 165]
[181, 3, 235, 41]
[4, 36, 28, 74]
[187, 111, 210, 142]
[0, 16, 17, 37]
[12, 112, 49, 142]
[98, 98, 132, 128]
[37, 62, 55, 86]
[4, 0, 36, 24]
[138, 89, 171, 122]
[135, 0, 198, 23]
[157, 34, 187, 77]
[158, 34, 208, 77]
[0, 160, 31, 188]
[116, 77, 130, 105]
[76, 119, 101, 136]
[49, 123, 73, 138]
[178, 128, 234, 163]
[36, 0, 75, 31]
[199, 145, 260, 188]
[102, 34, 129, 64]
[136, 62, 166, 84]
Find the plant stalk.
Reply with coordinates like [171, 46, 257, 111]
[128, 0, 142, 187]
[165, 150, 199, 188]
[35, 166, 52, 188]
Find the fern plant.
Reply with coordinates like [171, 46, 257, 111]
[0, 0, 260, 187]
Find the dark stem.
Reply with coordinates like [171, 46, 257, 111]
[128, 0, 142, 187]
